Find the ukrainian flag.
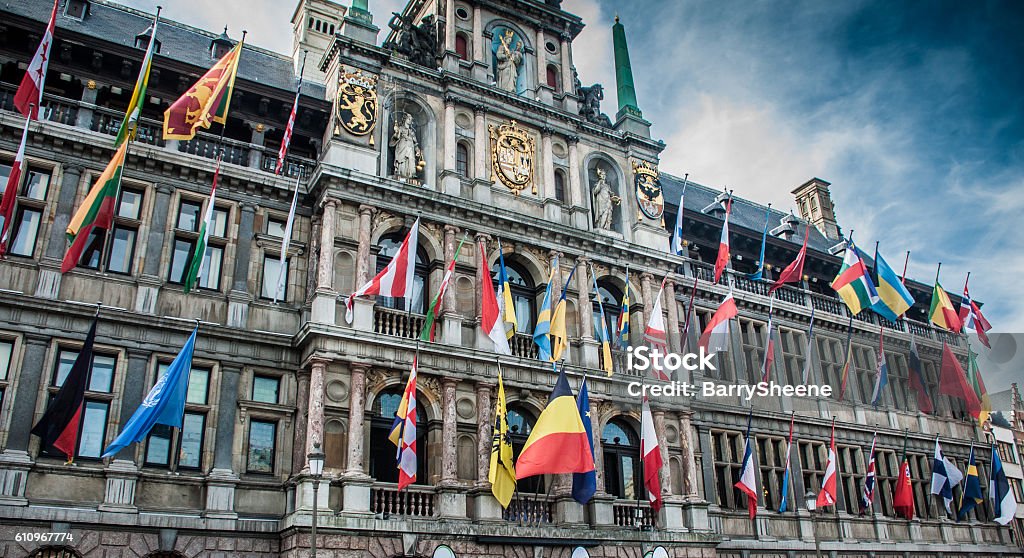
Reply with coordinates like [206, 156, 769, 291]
[871, 248, 914, 322]
[515, 367, 595, 479]
[534, 259, 557, 362]
[550, 266, 576, 362]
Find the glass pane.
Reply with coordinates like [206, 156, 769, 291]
[54, 350, 79, 387]
[187, 368, 209, 404]
[261, 256, 288, 299]
[177, 200, 202, 231]
[267, 218, 286, 238]
[247, 420, 276, 473]
[10, 209, 41, 257]
[377, 392, 402, 417]
[514, 296, 532, 331]
[77, 228, 106, 269]
[118, 189, 143, 220]
[198, 245, 222, 290]
[211, 208, 228, 238]
[0, 340, 12, 381]
[622, 455, 636, 499]
[169, 238, 194, 283]
[107, 227, 136, 274]
[178, 412, 204, 468]
[78, 401, 109, 458]
[89, 354, 115, 393]
[22, 169, 50, 200]
[0, 162, 11, 191]
[145, 424, 172, 465]
[252, 376, 280, 404]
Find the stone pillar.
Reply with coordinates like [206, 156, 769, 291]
[472, 6, 485, 66]
[75, 81, 99, 128]
[227, 202, 256, 328]
[653, 409, 672, 497]
[440, 378, 458, 486]
[541, 128, 555, 200]
[355, 205, 376, 287]
[293, 369, 311, 474]
[36, 165, 84, 299]
[98, 459, 140, 514]
[678, 412, 699, 499]
[591, 404, 606, 492]
[444, 0, 456, 51]
[441, 95, 460, 195]
[560, 34, 574, 97]
[204, 363, 241, 519]
[576, 257, 599, 370]
[567, 136, 582, 206]
[114, 350, 152, 461]
[535, 27, 546, 87]
[640, 272, 655, 330]
[5, 334, 50, 451]
[305, 359, 328, 467]
[345, 364, 369, 477]
[475, 382, 492, 485]
[311, 200, 338, 323]
[665, 280, 681, 356]
[442, 225, 462, 345]
[140, 185, 174, 278]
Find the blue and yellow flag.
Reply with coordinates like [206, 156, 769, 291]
[957, 444, 983, 521]
[534, 258, 558, 362]
[617, 269, 631, 348]
[871, 247, 914, 322]
[550, 265, 576, 362]
[591, 264, 613, 375]
[497, 238, 517, 339]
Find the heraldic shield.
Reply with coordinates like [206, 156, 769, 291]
[489, 120, 536, 195]
[335, 69, 378, 137]
[632, 159, 664, 221]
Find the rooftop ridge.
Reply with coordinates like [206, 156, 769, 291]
[660, 170, 801, 222]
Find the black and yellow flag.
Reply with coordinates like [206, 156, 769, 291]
[488, 366, 516, 507]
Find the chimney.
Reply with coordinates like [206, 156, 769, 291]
[792, 178, 840, 241]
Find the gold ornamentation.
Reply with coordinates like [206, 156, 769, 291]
[489, 120, 536, 195]
[631, 159, 664, 221]
[335, 69, 379, 138]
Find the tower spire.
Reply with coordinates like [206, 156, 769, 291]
[612, 15, 641, 120]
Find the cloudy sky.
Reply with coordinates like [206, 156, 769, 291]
[122, 0, 1023, 392]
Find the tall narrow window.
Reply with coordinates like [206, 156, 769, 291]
[455, 143, 469, 177]
[554, 169, 566, 203]
[144, 363, 211, 469]
[546, 64, 559, 91]
[247, 419, 277, 474]
[47, 348, 117, 460]
[369, 389, 427, 484]
[455, 33, 469, 60]
[260, 254, 289, 300]
[507, 406, 544, 494]
[711, 430, 745, 510]
[0, 339, 12, 423]
[602, 419, 643, 501]
[168, 197, 227, 290]
[3, 166, 53, 259]
[376, 232, 427, 313]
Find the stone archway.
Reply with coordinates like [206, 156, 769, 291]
[29, 548, 81, 558]
[143, 553, 186, 558]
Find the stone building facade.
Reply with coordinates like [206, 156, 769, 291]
[0, 0, 1020, 557]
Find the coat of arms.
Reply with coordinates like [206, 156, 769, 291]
[632, 159, 664, 220]
[489, 120, 536, 195]
[334, 69, 378, 139]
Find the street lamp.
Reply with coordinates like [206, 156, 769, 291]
[804, 490, 821, 558]
[308, 442, 325, 558]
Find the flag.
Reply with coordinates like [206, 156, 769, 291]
[617, 270, 631, 348]
[990, 444, 1017, 525]
[571, 376, 597, 505]
[871, 248, 915, 323]
[115, 11, 160, 146]
[778, 412, 796, 513]
[550, 265, 577, 361]
[959, 277, 992, 349]
[14, 0, 58, 119]
[929, 280, 962, 332]
[747, 206, 770, 281]
[420, 236, 467, 342]
[713, 197, 732, 283]
[644, 279, 670, 381]
[735, 413, 758, 518]
[391, 356, 419, 491]
[930, 439, 964, 515]
[908, 337, 934, 414]
[488, 366, 516, 507]
[591, 264, 614, 376]
[163, 39, 243, 140]
[769, 224, 808, 294]
[671, 183, 687, 255]
[957, 444, 983, 521]
[272, 173, 301, 303]
[939, 343, 982, 417]
[816, 419, 838, 508]
[533, 259, 558, 362]
[699, 294, 737, 354]
[801, 307, 816, 384]
[497, 239, 517, 339]
[837, 316, 855, 401]
[30, 318, 97, 462]
[761, 314, 776, 383]
[275, 54, 305, 175]
[0, 115, 32, 256]
[870, 327, 888, 408]
[182, 164, 220, 293]
[830, 239, 879, 315]
[892, 434, 915, 520]
[860, 431, 878, 514]
[61, 141, 129, 273]
[481, 243, 511, 355]
[967, 349, 991, 426]
[515, 367, 594, 479]
[346, 218, 420, 322]
[102, 327, 198, 457]
[641, 397, 664, 512]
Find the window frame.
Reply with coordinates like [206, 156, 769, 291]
[142, 361, 213, 471]
[43, 345, 120, 461]
[168, 194, 229, 291]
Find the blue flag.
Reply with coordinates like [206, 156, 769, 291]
[102, 327, 197, 458]
[571, 377, 597, 504]
[957, 445, 983, 521]
[746, 206, 770, 281]
[991, 444, 1018, 524]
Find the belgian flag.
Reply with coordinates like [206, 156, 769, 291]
[515, 367, 595, 480]
[31, 317, 97, 462]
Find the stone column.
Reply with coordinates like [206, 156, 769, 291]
[640, 272, 654, 330]
[590, 403, 606, 492]
[355, 205, 376, 286]
[444, 0, 456, 51]
[560, 34, 574, 96]
[139, 185, 174, 278]
[76, 81, 99, 128]
[665, 280, 681, 356]
[345, 364, 369, 477]
[440, 378, 459, 486]
[567, 136, 582, 206]
[472, 6, 485, 65]
[677, 411, 699, 499]
[441, 95, 459, 195]
[548, 251, 563, 304]
[311, 200, 338, 323]
[575, 257, 593, 341]
[227, 202, 256, 328]
[443, 225, 459, 313]
[5, 334, 50, 451]
[305, 359, 328, 467]
[535, 27, 546, 87]
[292, 369, 311, 474]
[653, 409, 672, 497]
[473, 105, 491, 204]
[206, 363, 241, 519]
[36, 165, 84, 298]
[541, 128, 555, 200]
[475, 382, 492, 485]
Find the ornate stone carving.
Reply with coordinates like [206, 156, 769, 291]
[456, 397, 475, 420]
[384, 13, 438, 68]
[494, 29, 524, 93]
[390, 113, 424, 180]
[489, 120, 536, 195]
[632, 159, 665, 221]
[592, 168, 620, 230]
[576, 78, 612, 127]
[334, 69, 378, 140]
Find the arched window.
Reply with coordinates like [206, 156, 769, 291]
[456, 142, 470, 178]
[376, 231, 428, 314]
[455, 33, 469, 60]
[492, 259, 536, 332]
[507, 405, 544, 493]
[370, 388, 427, 485]
[554, 169, 566, 203]
[593, 280, 622, 341]
[546, 64, 559, 91]
[602, 419, 643, 500]
[30, 548, 81, 558]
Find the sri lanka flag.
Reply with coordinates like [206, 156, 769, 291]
[390, 356, 419, 490]
[929, 280, 962, 332]
[617, 272, 631, 348]
[959, 277, 992, 348]
[533, 259, 558, 362]
[62, 141, 129, 273]
[831, 239, 879, 315]
[515, 367, 594, 479]
[871, 248, 914, 323]
[163, 36, 243, 140]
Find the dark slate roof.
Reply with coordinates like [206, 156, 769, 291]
[8, 0, 326, 98]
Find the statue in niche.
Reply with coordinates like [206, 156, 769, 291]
[592, 168, 620, 230]
[495, 29, 524, 93]
[390, 113, 423, 179]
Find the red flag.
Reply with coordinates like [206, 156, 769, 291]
[770, 226, 808, 294]
[907, 338, 933, 414]
[713, 198, 732, 283]
[816, 419, 838, 508]
[14, 0, 58, 119]
[641, 398, 664, 512]
[892, 458, 915, 519]
[0, 115, 32, 256]
[345, 218, 420, 322]
[939, 343, 981, 417]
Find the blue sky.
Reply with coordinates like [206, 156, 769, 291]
[122, 0, 1023, 392]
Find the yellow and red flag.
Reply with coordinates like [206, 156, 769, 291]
[62, 142, 129, 273]
[163, 39, 243, 140]
[928, 280, 962, 332]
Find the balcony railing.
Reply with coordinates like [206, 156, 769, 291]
[510, 332, 538, 360]
[691, 261, 715, 283]
[374, 306, 425, 339]
[502, 497, 553, 524]
[612, 501, 655, 528]
[90, 107, 166, 147]
[809, 291, 847, 316]
[370, 484, 436, 518]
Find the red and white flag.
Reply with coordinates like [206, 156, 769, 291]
[345, 218, 420, 322]
[958, 276, 992, 349]
[817, 419, 838, 508]
[770, 225, 808, 294]
[14, 0, 59, 119]
[640, 397, 663, 512]
[713, 197, 732, 283]
[396, 357, 418, 491]
[480, 242, 511, 354]
[699, 294, 738, 354]
[644, 278, 670, 380]
[735, 427, 758, 518]
[275, 54, 305, 176]
[0, 116, 32, 255]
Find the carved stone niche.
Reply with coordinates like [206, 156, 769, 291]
[588, 158, 621, 233]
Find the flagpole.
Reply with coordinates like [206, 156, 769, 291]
[761, 294, 775, 383]
[837, 313, 855, 401]
[0, 103, 34, 255]
[900, 251, 910, 285]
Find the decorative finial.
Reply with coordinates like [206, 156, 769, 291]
[615, 14, 620, 24]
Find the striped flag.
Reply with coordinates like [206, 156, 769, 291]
[420, 236, 467, 342]
[734, 411, 758, 518]
[116, 10, 160, 147]
[958, 276, 992, 348]
[0, 115, 32, 256]
[871, 247, 915, 323]
[391, 356, 419, 491]
[641, 397, 664, 512]
[182, 163, 220, 293]
[778, 412, 796, 512]
[816, 418, 838, 508]
[533, 259, 558, 362]
[346, 218, 420, 322]
[699, 293, 737, 354]
[929, 280, 962, 332]
[590, 263, 613, 376]
[713, 197, 732, 283]
[275, 52, 305, 175]
[550, 265, 577, 362]
[497, 239, 517, 339]
[860, 430, 878, 514]
[644, 278, 670, 381]
[617, 269, 631, 348]
[14, 0, 58, 119]
[61, 142, 129, 273]
[480, 242, 511, 354]
[271, 173, 301, 303]
[831, 239, 879, 315]
[870, 327, 889, 408]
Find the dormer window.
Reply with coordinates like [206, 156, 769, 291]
[210, 27, 234, 60]
[64, 0, 90, 21]
[134, 26, 161, 53]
